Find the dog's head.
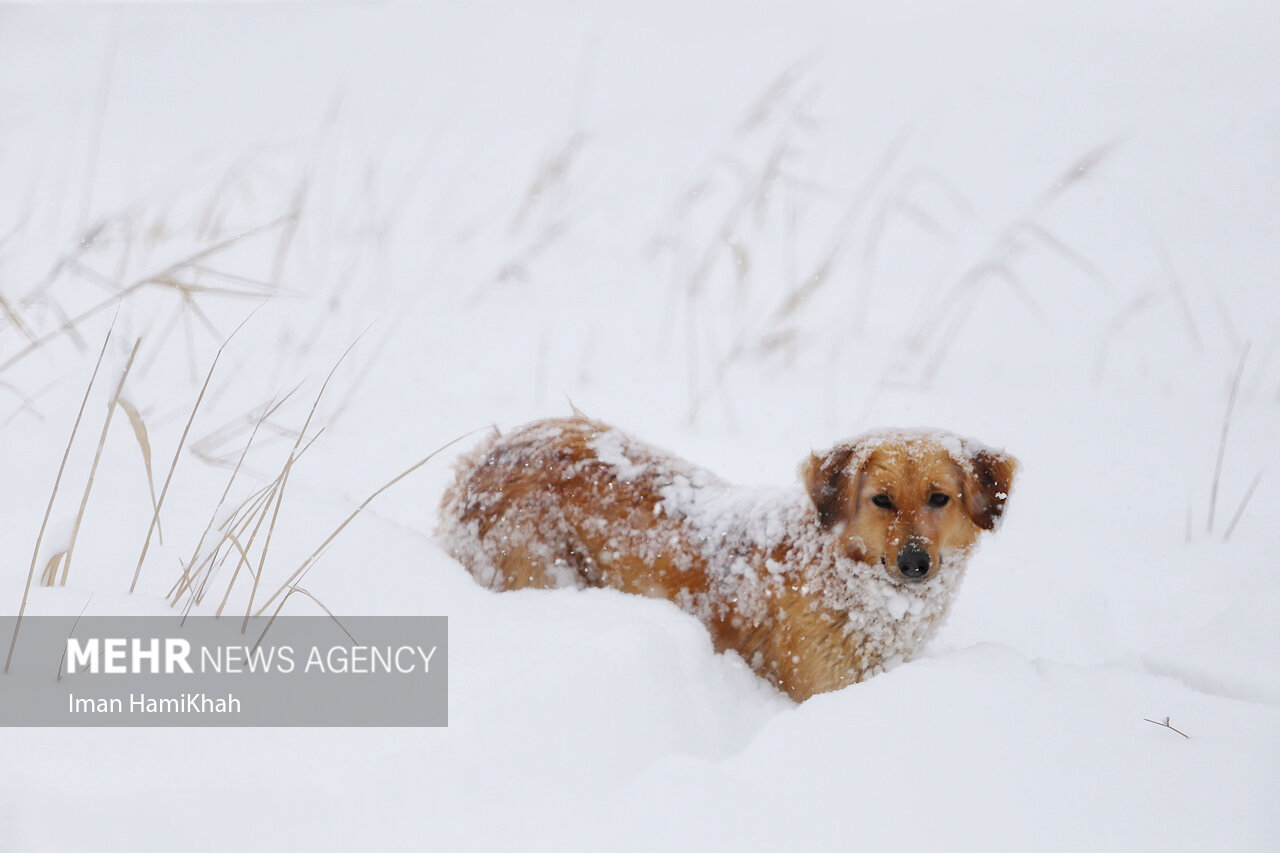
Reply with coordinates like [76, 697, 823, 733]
[801, 430, 1017, 583]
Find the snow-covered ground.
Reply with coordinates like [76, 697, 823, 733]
[2, 2, 1279, 849]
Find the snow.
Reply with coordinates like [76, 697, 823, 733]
[588, 428, 650, 482]
[2, 1, 1280, 850]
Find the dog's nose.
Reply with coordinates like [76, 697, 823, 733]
[897, 546, 930, 580]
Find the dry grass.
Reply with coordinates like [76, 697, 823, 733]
[250, 585, 354, 658]
[40, 553, 64, 588]
[188, 430, 323, 618]
[1223, 471, 1263, 543]
[167, 386, 300, 611]
[1208, 344, 1250, 534]
[656, 68, 1123, 425]
[1, 214, 290, 379]
[240, 337, 363, 632]
[0, 118, 448, 665]
[131, 309, 259, 593]
[2, 150, 314, 668]
[116, 397, 162, 538]
[476, 131, 587, 294]
[4, 326, 114, 673]
[62, 336, 141, 585]
[682, 129, 908, 424]
[910, 142, 1118, 385]
[252, 428, 483, 619]
[188, 386, 303, 472]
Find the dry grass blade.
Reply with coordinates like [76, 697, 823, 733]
[0, 293, 37, 343]
[1012, 221, 1113, 294]
[1033, 139, 1117, 213]
[187, 264, 276, 291]
[251, 576, 356, 656]
[270, 175, 309, 288]
[30, 218, 104, 299]
[41, 553, 65, 587]
[249, 587, 299, 656]
[1222, 470, 1263, 542]
[6, 326, 113, 673]
[56, 596, 95, 681]
[737, 59, 811, 133]
[117, 397, 162, 542]
[157, 279, 286, 300]
[254, 428, 484, 618]
[286, 588, 354, 641]
[180, 291, 227, 346]
[1208, 343, 1250, 533]
[510, 132, 586, 231]
[0, 378, 46, 424]
[63, 337, 142, 585]
[1154, 237, 1203, 353]
[131, 309, 258, 593]
[251, 585, 356, 656]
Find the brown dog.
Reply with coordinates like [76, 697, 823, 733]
[437, 416, 1016, 701]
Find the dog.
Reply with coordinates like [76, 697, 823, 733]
[437, 416, 1016, 701]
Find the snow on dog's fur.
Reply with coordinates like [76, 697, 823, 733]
[437, 416, 1017, 701]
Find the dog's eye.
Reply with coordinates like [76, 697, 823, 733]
[928, 493, 950, 507]
[871, 494, 894, 510]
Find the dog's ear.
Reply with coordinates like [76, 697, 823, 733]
[960, 447, 1018, 531]
[801, 445, 856, 527]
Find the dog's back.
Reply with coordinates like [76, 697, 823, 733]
[437, 416, 715, 596]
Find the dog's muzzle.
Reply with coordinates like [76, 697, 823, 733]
[897, 543, 931, 581]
